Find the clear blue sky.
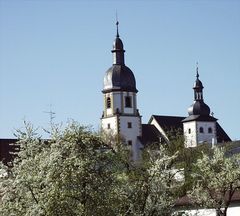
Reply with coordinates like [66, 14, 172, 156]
[0, 0, 239, 140]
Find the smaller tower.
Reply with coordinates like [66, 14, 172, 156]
[101, 22, 142, 160]
[182, 65, 217, 147]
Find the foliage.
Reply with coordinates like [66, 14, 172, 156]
[0, 121, 183, 216]
[189, 146, 240, 216]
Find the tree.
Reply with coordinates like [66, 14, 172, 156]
[0, 121, 186, 216]
[189, 146, 240, 216]
[118, 146, 184, 216]
[0, 121, 128, 216]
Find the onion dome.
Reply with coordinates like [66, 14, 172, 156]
[102, 21, 137, 93]
[188, 101, 210, 116]
[187, 66, 212, 115]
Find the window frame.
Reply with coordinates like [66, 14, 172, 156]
[208, 127, 212, 133]
[125, 96, 132, 108]
[106, 97, 111, 109]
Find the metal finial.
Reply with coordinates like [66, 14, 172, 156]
[196, 62, 199, 78]
[116, 11, 119, 37]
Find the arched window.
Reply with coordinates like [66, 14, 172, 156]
[208, 127, 212, 133]
[199, 127, 204, 133]
[106, 97, 111, 108]
[188, 128, 191, 134]
[125, 96, 132, 108]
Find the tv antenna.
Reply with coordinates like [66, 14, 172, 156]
[43, 104, 56, 125]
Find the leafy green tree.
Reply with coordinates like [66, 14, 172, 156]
[0, 121, 187, 216]
[0, 121, 128, 216]
[119, 146, 184, 216]
[189, 146, 240, 216]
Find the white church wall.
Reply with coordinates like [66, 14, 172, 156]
[112, 92, 122, 112]
[196, 122, 216, 145]
[122, 92, 135, 114]
[101, 116, 118, 133]
[119, 116, 142, 144]
[183, 121, 197, 147]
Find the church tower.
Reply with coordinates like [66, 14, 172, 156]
[101, 22, 142, 160]
[182, 66, 217, 147]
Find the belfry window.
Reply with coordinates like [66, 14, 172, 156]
[125, 96, 132, 108]
[208, 127, 212, 133]
[199, 127, 204, 133]
[106, 97, 111, 109]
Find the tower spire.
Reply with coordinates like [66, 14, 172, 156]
[196, 62, 199, 79]
[116, 21, 119, 38]
[116, 11, 119, 38]
[112, 19, 125, 65]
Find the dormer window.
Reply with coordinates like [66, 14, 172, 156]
[199, 127, 204, 133]
[125, 96, 132, 108]
[106, 97, 111, 109]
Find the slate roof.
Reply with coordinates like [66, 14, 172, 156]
[182, 114, 217, 122]
[150, 115, 185, 132]
[0, 139, 18, 164]
[140, 124, 163, 146]
[149, 115, 231, 143]
[216, 123, 231, 143]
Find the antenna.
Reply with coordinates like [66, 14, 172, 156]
[43, 104, 56, 125]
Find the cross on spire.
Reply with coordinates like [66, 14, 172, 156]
[196, 62, 199, 78]
[116, 21, 119, 38]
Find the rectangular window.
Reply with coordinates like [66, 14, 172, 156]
[125, 96, 132, 108]
[128, 122, 132, 128]
[107, 123, 110, 129]
[106, 97, 111, 109]
[128, 140, 132, 145]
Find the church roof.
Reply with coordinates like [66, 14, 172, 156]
[148, 115, 231, 143]
[102, 21, 137, 93]
[182, 114, 217, 122]
[103, 65, 137, 93]
[140, 124, 163, 146]
[216, 123, 232, 143]
[0, 139, 18, 164]
[150, 115, 185, 131]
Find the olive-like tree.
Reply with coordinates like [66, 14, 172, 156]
[189, 146, 240, 216]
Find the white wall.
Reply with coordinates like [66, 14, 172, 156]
[118, 115, 142, 144]
[196, 122, 216, 144]
[103, 91, 137, 117]
[183, 121, 217, 147]
[183, 121, 197, 147]
[178, 205, 240, 216]
[101, 116, 118, 133]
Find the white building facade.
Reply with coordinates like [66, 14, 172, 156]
[101, 23, 142, 160]
[182, 67, 217, 147]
